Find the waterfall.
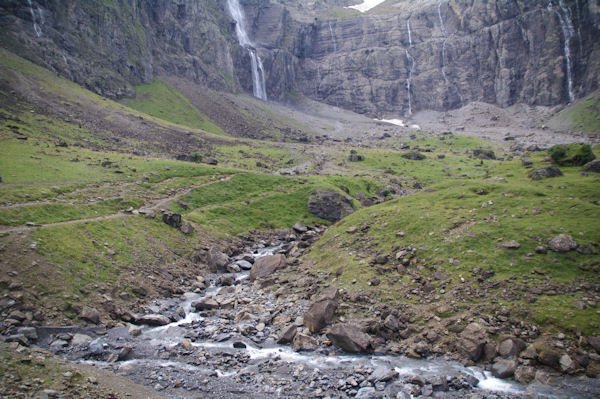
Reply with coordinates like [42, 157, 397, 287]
[549, 1, 575, 102]
[227, 0, 268, 101]
[27, 0, 42, 37]
[404, 18, 414, 116]
[437, 2, 447, 37]
[328, 22, 337, 53]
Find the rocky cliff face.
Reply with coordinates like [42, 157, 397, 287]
[1, 0, 598, 116]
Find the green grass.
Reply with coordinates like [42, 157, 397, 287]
[122, 80, 226, 136]
[0, 198, 144, 226]
[550, 90, 600, 134]
[307, 149, 600, 335]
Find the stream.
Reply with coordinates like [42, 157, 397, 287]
[30, 243, 600, 398]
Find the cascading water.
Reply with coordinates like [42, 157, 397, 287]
[438, 1, 463, 107]
[405, 18, 414, 116]
[227, 0, 268, 101]
[549, 0, 575, 103]
[328, 21, 337, 53]
[27, 0, 42, 37]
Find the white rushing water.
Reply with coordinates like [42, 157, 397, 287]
[404, 18, 414, 117]
[347, 0, 387, 13]
[227, 0, 268, 101]
[549, 0, 575, 103]
[27, 0, 42, 37]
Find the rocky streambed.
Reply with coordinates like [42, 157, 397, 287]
[4, 237, 600, 399]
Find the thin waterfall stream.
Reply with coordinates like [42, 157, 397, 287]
[549, 0, 575, 103]
[227, 0, 268, 101]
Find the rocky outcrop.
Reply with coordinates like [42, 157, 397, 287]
[308, 190, 354, 222]
[303, 288, 338, 333]
[458, 322, 488, 362]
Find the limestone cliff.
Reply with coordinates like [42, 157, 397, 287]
[1, 0, 598, 116]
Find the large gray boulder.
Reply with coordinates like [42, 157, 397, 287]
[491, 358, 518, 379]
[135, 314, 170, 326]
[547, 234, 578, 252]
[308, 190, 354, 222]
[326, 323, 372, 353]
[207, 248, 230, 273]
[459, 322, 488, 362]
[250, 254, 287, 281]
[529, 166, 563, 180]
[304, 299, 337, 333]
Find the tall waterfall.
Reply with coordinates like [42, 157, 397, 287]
[405, 18, 414, 116]
[227, 0, 268, 101]
[27, 0, 42, 37]
[549, 0, 575, 103]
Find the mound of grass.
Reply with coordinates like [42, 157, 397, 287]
[548, 143, 596, 166]
[549, 90, 600, 134]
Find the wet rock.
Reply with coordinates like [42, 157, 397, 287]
[428, 375, 448, 392]
[250, 254, 286, 281]
[529, 166, 563, 180]
[71, 333, 93, 346]
[327, 323, 372, 353]
[79, 307, 101, 324]
[355, 387, 382, 399]
[368, 366, 398, 382]
[192, 297, 219, 311]
[559, 354, 576, 373]
[135, 314, 170, 326]
[307, 190, 354, 222]
[207, 248, 230, 273]
[523, 386, 539, 399]
[162, 212, 182, 228]
[277, 324, 297, 344]
[498, 337, 526, 357]
[491, 358, 517, 378]
[233, 341, 247, 349]
[547, 234, 578, 252]
[236, 260, 253, 270]
[292, 333, 318, 351]
[514, 366, 536, 384]
[128, 325, 143, 337]
[459, 322, 488, 361]
[180, 222, 194, 235]
[538, 350, 560, 369]
[292, 223, 308, 233]
[304, 299, 337, 333]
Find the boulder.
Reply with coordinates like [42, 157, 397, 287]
[180, 222, 194, 235]
[491, 358, 517, 378]
[71, 333, 93, 346]
[79, 307, 101, 324]
[355, 387, 382, 399]
[459, 322, 488, 362]
[583, 159, 600, 173]
[292, 222, 308, 233]
[499, 240, 520, 250]
[588, 336, 600, 353]
[547, 234, 578, 252]
[236, 260, 253, 270]
[250, 254, 286, 281]
[162, 212, 182, 228]
[497, 337, 526, 357]
[529, 166, 563, 180]
[521, 158, 533, 167]
[135, 314, 170, 326]
[401, 151, 426, 160]
[307, 190, 354, 222]
[326, 323, 372, 353]
[559, 354, 576, 373]
[368, 366, 398, 382]
[304, 299, 337, 333]
[292, 333, 318, 351]
[207, 248, 230, 273]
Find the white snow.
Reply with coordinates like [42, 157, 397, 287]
[347, 0, 387, 13]
[376, 118, 405, 127]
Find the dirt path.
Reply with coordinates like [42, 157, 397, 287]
[0, 175, 235, 234]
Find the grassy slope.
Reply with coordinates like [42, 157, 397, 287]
[306, 147, 600, 336]
[549, 90, 600, 134]
[122, 80, 227, 136]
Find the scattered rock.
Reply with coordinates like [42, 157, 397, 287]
[292, 333, 318, 351]
[514, 366, 536, 384]
[401, 151, 426, 160]
[538, 350, 560, 369]
[491, 358, 518, 378]
[180, 222, 194, 235]
[277, 325, 297, 344]
[292, 223, 308, 233]
[71, 333, 93, 346]
[499, 240, 520, 250]
[547, 234, 578, 252]
[560, 354, 576, 373]
[497, 337, 525, 357]
[355, 387, 382, 399]
[192, 297, 219, 311]
[304, 299, 337, 333]
[521, 158, 533, 167]
[583, 159, 600, 173]
[207, 248, 230, 273]
[473, 149, 496, 160]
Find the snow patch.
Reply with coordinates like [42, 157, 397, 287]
[347, 0, 387, 13]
